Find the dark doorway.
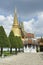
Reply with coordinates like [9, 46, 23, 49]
[25, 44, 27, 48]
[40, 46, 43, 52]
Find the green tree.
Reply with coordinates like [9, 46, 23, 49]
[9, 31, 23, 54]
[14, 36, 19, 54]
[9, 31, 18, 54]
[9, 31, 15, 54]
[0, 26, 10, 56]
[16, 37, 23, 52]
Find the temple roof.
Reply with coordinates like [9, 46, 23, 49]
[25, 33, 34, 38]
[37, 37, 43, 46]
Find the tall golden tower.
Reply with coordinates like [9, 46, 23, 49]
[12, 9, 21, 37]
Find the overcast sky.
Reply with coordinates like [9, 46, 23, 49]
[0, 0, 43, 37]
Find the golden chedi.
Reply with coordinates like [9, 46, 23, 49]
[12, 9, 21, 37]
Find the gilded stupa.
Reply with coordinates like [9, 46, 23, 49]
[12, 9, 21, 37]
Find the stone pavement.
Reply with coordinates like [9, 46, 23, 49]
[0, 52, 43, 65]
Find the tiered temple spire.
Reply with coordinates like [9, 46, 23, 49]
[13, 8, 19, 26]
[12, 9, 21, 37]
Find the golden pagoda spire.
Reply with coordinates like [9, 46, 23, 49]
[12, 8, 21, 37]
[13, 8, 19, 26]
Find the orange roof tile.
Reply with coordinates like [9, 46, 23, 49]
[26, 33, 34, 38]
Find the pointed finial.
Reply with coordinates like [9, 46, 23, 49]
[15, 7, 17, 14]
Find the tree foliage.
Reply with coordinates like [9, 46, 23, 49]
[0, 26, 10, 56]
[9, 31, 18, 54]
[17, 37, 23, 48]
[9, 31, 23, 53]
[0, 26, 10, 48]
[9, 31, 15, 48]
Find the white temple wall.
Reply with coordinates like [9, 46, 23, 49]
[24, 45, 36, 53]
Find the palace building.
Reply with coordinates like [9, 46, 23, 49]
[11, 9, 43, 52]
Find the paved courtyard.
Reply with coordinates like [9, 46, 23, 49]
[0, 52, 43, 65]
